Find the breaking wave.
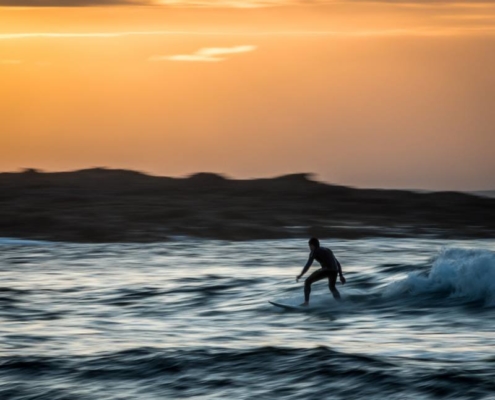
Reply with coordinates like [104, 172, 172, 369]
[384, 248, 495, 306]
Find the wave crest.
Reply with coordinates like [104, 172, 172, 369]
[384, 248, 495, 306]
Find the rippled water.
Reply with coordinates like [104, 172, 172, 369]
[1, 237, 494, 399]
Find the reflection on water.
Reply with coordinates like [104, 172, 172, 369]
[0, 238, 494, 399]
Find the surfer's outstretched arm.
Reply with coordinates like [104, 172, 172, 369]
[296, 254, 314, 282]
[336, 259, 346, 284]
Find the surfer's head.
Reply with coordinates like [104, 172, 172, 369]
[308, 237, 320, 251]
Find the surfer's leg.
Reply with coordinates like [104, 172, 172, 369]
[304, 269, 326, 303]
[328, 271, 341, 300]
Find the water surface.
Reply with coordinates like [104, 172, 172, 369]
[1, 238, 494, 399]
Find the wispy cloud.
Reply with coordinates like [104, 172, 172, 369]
[2, 27, 495, 41]
[2, 0, 495, 6]
[0, 0, 148, 5]
[150, 45, 257, 62]
[155, 0, 495, 9]
[154, 0, 289, 7]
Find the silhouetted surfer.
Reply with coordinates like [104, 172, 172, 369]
[296, 237, 346, 306]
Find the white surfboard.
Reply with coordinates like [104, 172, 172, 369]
[268, 300, 307, 310]
[269, 300, 307, 310]
[269, 293, 334, 310]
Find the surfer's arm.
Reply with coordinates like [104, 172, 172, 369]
[332, 253, 344, 276]
[297, 256, 314, 280]
[336, 259, 346, 284]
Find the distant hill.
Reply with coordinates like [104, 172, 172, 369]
[0, 168, 494, 242]
[471, 190, 495, 199]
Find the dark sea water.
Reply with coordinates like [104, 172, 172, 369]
[0, 237, 494, 400]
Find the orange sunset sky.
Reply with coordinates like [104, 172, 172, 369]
[1, 1, 494, 190]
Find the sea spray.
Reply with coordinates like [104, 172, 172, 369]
[384, 248, 495, 306]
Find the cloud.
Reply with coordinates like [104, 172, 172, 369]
[197, 45, 257, 55]
[1, 27, 495, 41]
[2, 26, 495, 40]
[156, 0, 495, 7]
[0, 0, 290, 6]
[2, 0, 495, 6]
[155, 54, 225, 62]
[0, 0, 148, 5]
[154, 0, 288, 7]
[150, 45, 257, 62]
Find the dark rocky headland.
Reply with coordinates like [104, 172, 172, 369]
[1, 168, 493, 242]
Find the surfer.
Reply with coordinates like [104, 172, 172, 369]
[296, 237, 346, 306]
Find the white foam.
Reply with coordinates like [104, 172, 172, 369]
[384, 248, 495, 306]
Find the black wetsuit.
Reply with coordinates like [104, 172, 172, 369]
[301, 247, 342, 302]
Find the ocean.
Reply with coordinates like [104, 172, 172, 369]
[0, 237, 494, 399]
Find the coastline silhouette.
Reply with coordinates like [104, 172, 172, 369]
[0, 167, 493, 243]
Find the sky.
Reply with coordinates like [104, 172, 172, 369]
[1, 1, 494, 190]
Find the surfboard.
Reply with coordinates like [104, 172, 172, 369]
[269, 300, 306, 310]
